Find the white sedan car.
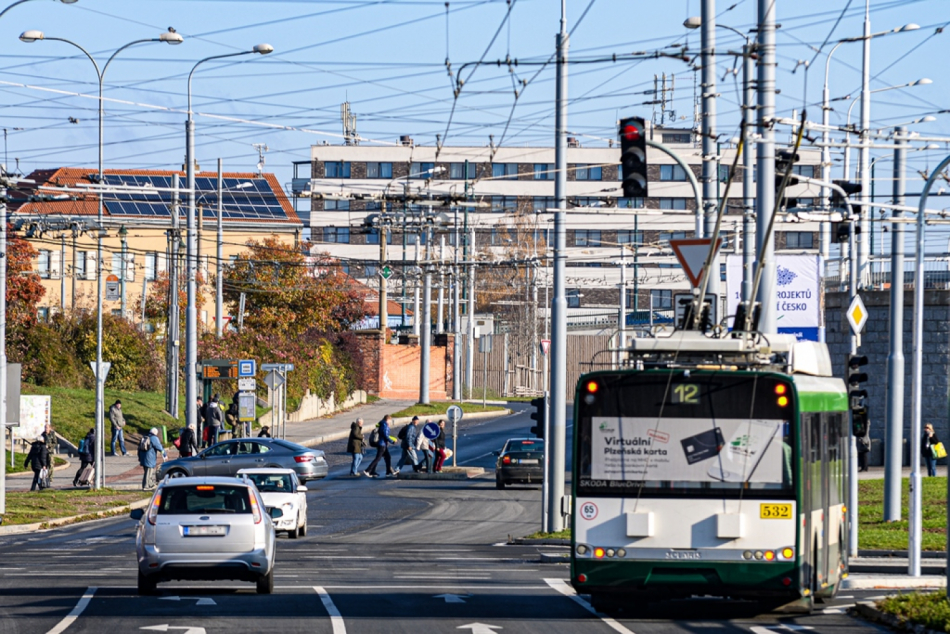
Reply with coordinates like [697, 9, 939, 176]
[237, 468, 308, 538]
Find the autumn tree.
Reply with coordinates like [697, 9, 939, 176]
[8, 223, 46, 332]
[144, 269, 207, 331]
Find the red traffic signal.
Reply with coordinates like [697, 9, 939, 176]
[622, 122, 641, 142]
[619, 116, 648, 198]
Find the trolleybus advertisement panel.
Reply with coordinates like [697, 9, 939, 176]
[591, 417, 785, 484]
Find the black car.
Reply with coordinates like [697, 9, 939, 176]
[494, 438, 544, 489]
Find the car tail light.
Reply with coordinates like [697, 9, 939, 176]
[294, 455, 314, 463]
[248, 491, 263, 524]
[147, 494, 160, 526]
[503, 456, 511, 465]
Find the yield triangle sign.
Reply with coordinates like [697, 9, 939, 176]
[669, 238, 722, 288]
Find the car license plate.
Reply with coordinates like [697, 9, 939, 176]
[759, 503, 792, 519]
[519, 459, 539, 464]
[183, 525, 227, 536]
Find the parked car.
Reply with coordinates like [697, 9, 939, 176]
[130, 476, 282, 595]
[159, 438, 328, 482]
[494, 438, 544, 489]
[238, 468, 308, 538]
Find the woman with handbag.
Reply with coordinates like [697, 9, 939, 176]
[922, 424, 943, 477]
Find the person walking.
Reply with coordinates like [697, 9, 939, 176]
[25, 437, 51, 491]
[178, 422, 199, 458]
[138, 428, 166, 490]
[258, 425, 272, 438]
[226, 401, 240, 437]
[396, 416, 420, 473]
[433, 419, 447, 473]
[415, 421, 433, 473]
[207, 395, 224, 446]
[347, 418, 365, 476]
[364, 415, 396, 478]
[196, 396, 206, 447]
[923, 424, 941, 477]
[73, 428, 95, 486]
[42, 423, 59, 483]
[109, 399, 128, 456]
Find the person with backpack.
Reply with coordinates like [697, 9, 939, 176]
[415, 420, 433, 473]
[363, 414, 397, 478]
[347, 418, 364, 476]
[73, 428, 95, 487]
[109, 399, 128, 456]
[178, 422, 199, 458]
[25, 436, 51, 491]
[138, 428, 166, 490]
[395, 416, 420, 473]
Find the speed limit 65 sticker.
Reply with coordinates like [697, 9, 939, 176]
[579, 501, 598, 521]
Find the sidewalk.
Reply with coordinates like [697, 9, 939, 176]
[5, 398, 462, 491]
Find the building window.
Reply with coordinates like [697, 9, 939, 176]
[37, 306, 49, 322]
[38, 249, 51, 279]
[617, 197, 644, 209]
[534, 164, 554, 180]
[659, 198, 688, 210]
[449, 162, 476, 180]
[75, 251, 87, 279]
[145, 252, 157, 281]
[567, 289, 581, 308]
[718, 165, 731, 182]
[793, 165, 817, 178]
[491, 163, 518, 180]
[660, 231, 688, 243]
[339, 262, 350, 275]
[410, 162, 435, 179]
[325, 227, 351, 244]
[575, 230, 601, 247]
[651, 289, 672, 310]
[661, 132, 691, 144]
[533, 197, 554, 213]
[325, 199, 350, 211]
[364, 264, 377, 278]
[785, 231, 814, 249]
[574, 164, 602, 181]
[366, 228, 393, 245]
[617, 230, 643, 245]
[325, 161, 351, 178]
[659, 165, 688, 181]
[490, 196, 518, 212]
[625, 288, 639, 310]
[111, 253, 123, 276]
[366, 162, 393, 179]
[572, 197, 604, 208]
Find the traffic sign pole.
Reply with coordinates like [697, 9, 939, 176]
[447, 405, 462, 467]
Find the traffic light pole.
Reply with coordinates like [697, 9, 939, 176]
[848, 213, 859, 558]
[755, 0, 777, 334]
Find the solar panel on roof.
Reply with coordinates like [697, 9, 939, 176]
[100, 174, 288, 221]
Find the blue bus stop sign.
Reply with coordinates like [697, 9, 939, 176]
[422, 422, 440, 440]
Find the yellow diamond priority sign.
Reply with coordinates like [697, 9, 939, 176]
[846, 294, 868, 335]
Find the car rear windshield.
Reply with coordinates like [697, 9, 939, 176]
[157, 484, 253, 514]
[506, 440, 544, 452]
[244, 473, 294, 492]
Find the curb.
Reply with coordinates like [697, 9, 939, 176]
[852, 600, 946, 634]
[293, 408, 511, 449]
[540, 552, 570, 564]
[513, 537, 571, 546]
[397, 467, 486, 480]
[0, 496, 151, 536]
[861, 549, 948, 559]
[842, 575, 947, 590]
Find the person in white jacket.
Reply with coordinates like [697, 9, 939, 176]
[415, 421, 434, 473]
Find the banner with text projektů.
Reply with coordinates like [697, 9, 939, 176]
[726, 254, 822, 341]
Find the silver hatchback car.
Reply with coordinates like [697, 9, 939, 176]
[130, 476, 283, 595]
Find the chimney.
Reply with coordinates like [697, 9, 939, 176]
[400, 135, 414, 147]
[567, 137, 580, 148]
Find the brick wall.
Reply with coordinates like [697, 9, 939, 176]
[355, 331, 454, 401]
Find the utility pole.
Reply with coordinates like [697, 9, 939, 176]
[858, 0, 871, 285]
[420, 227, 432, 404]
[60, 234, 66, 314]
[437, 235, 445, 334]
[379, 204, 388, 337]
[120, 225, 128, 318]
[884, 127, 906, 522]
[71, 228, 78, 310]
[413, 235, 421, 337]
[165, 175, 180, 419]
[618, 248, 627, 368]
[741, 42, 755, 303]
[848, 199, 859, 558]
[701, 0, 718, 296]
[755, 0, 777, 334]
[452, 208, 461, 401]
[215, 159, 224, 338]
[548, 0, 569, 533]
[0, 174, 7, 515]
[466, 227, 475, 397]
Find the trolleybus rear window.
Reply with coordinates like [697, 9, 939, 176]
[576, 372, 794, 498]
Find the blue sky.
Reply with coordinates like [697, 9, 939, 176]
[2, 0, 949, 249]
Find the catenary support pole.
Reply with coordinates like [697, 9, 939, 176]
[742, 42, 755, 302]
[884, 127, 906, 522]
[60, 234, 66, 314]
[755, 0, 777, 333]
[466, 227, 475, 397]
[185, 115, 198, 442]
[420, 230, 432, 404]
[437, 235, 445, 334]
[548, 0, 569, 533]
[379, 212, 388, 337]
[701, 0, 718, 295]
[452, 208, 461, 400]
[858, 0, 871, 284]
[849, 211, 859, 557]
[215, 159, 223, 338]
[0, 177, 7, 515]
[166, 176, 180, 419]
[413, 236, 420, 337]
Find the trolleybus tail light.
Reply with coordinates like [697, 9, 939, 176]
[617, 548, 626, 558]
[774, 384, 787, 395]
[593, 547, 606, 559]
[763, 550, 775, 561]
[577, 574, 588, 583]
[586, 381, 599, 394]
[782, 577, 792, 586]
[606, 549, 615, 558]
[780, 547, 794, 560]
[753, 551, 764, 560]
[576, 545, 589, 555]
[742, 550, 753, 560]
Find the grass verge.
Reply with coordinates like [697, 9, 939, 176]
[2, 452, 68, 474]
[879, 591, 950, 632]
[859, 476, 946, 551]
[524, 528, 571, 540]
[2, 488, 152, 526]
[390, 402, 507, 419]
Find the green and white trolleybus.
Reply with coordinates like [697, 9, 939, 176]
[571, 331, 850, 611]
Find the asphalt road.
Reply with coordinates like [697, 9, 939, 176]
[0, 404, 894, 634]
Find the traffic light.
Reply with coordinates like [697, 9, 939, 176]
[848, 354, 869, 437]
[619, 117, 648, 198]
[529, 396, 545, 438]
[831, 180, 862, 209]
[774, 151, 800, 190]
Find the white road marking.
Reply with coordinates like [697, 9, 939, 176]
[457, 624, 502, 633]
[46, 586, 96, 634]
[543, 578, 636, 634]
[395, 575, 490, 580]
[434, 593, 471, 603]
[159, 596, 216, 606]
[314, 586, 346, 634]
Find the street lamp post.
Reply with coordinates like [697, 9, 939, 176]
[20, 28, 184, 489]
[184, 44, 273, 435]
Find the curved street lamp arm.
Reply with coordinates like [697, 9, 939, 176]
[42, 36, 100, 79]
[101, 38, 163, 81]
[188, 51, 253, 116]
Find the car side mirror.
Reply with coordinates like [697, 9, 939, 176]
[269, 507, 284, 519]
[130, 508, 145, 521]
[296, 486, 308, 493]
